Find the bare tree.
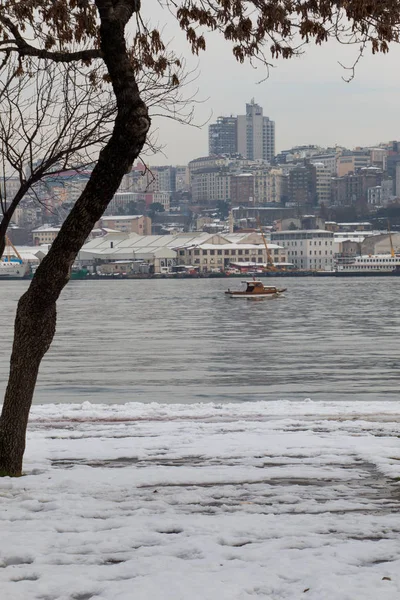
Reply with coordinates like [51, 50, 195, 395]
[0, 0, 399, 476]
[0, 52, 197, 254]
[0, 58, 115, 255]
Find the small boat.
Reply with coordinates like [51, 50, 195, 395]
[0, 259, 27, 279]
[225, 280, 286, 299]
[0, 236, 28, 279]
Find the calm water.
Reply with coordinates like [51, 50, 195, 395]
[0, 278, 400, 404]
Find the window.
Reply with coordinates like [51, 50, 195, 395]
[202, 250, 208, 255]
[217, 250, 222, 255]
[194, 249, 200, 256]
[245, 250, 249, 255]
[210, 250, 215, 255]
[238, 250, 243, 255]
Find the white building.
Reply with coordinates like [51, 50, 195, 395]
[175, 232, 287, 272]
[313, 163, 332, 205]
[253, 168, 284, 204]
[310, 153, 338, 175]
[152, 191, 170, 211]
[78, 231, 287, 274]
[191, 168, 231, 204]
[32, 225, 61, 245]
[237, 100, 275, 162]
[175, 166, 189, 192]
[107, 192, 139, 214]
[271, 229, 334, 271]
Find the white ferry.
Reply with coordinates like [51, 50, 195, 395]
[0, 259, 27, 279]
[335, 254, 400, 275]
[0, 237, 28, 279]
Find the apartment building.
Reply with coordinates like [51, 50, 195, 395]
[100, 215, 151, 235]
[271, 229, 334, 271]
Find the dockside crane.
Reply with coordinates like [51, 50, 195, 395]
[257, 217, 277, 272]
[388, 220, 395, 258]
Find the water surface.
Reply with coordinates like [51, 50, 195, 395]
[0, 278, 399, 404]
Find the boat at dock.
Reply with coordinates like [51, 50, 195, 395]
[0, 259, 27, 279]
[225, 280, 286, 299]
[0, 237, 28, 279]
[335, 254, 400, 275]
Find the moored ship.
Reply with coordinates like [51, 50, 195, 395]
[335, 254, 400, 275]
[0, 259, 27, 279]
[0, 237, 28, 279]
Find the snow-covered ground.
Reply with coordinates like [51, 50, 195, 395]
[2, 400, 400, 600]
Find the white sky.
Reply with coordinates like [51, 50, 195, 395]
[138, 3, 400, 165]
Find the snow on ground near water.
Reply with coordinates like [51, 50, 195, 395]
[1, 400, 400, 600]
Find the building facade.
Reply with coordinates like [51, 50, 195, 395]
[32, 225, 61, 245]
[99, 215, 151, 235]
[336, 150, 371, 177]
[313, 163, 332, 205]
[271, 229, 334, 271]
[253, 168, 284, 204]
[237, 100, 275, 162]
[287, 163, 317, 209]
[230, 174, 254, 206]
[190, 167, 231, 204]
[175, 233, 287, 272]
[331, 168, 383, 206]
[208, 116, 238, 156]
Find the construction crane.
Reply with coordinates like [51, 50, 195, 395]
[257, 217, 276, 271]
[388, 220, 395, 258]
[3, 235, 23, 263]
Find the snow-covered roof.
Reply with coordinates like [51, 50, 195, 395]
[334, 237, 365, 244]
[229, 261, 293, 267]
[79, 231, 284, 261]
[101, 215, 145, 221]
[273, 229, 332, 235]
[32, 225, 61, 233]
[183, 243, 283, 250]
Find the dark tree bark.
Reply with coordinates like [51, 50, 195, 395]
[0, 0, 150, 476]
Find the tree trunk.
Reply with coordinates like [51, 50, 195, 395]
[0, 184, 31, 258]
[0, 0, 150, 476]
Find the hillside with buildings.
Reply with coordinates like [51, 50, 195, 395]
[3, 99, 400, 277]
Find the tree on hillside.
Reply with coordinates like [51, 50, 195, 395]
[1, 0, 400, 476]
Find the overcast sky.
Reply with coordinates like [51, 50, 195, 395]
[138, 4, 400, 166]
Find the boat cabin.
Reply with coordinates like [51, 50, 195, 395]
[243, 280, 278, 294]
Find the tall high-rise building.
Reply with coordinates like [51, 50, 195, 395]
[208, 116, 238, 156]
[237, 100, 275, 162]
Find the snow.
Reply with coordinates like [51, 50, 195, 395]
[1, 400, 400, 600]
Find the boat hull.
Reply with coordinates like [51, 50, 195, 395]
[226, 292, 284, 298]
[0, 263, 28, 279]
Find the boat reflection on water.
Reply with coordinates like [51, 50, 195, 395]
[225, 279, 287, 299]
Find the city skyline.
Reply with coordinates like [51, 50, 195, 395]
[142, 2, 400, 166]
